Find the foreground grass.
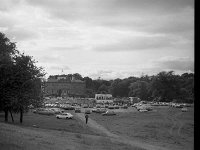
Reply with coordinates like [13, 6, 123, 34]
[89, 106, 194, 150]
[0, 110, 146, 150]
[0, 110, 98, 136]
[0, 122, 143, 150]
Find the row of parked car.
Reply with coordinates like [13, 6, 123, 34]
[131, 101, 191, 112]
[33, 108, 74, 119]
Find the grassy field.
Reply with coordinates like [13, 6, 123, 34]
[0, 122, 139, 150]
[0, 106, 194, 150]
[0, 110, 144, 150]
[89, 106, 194, 150]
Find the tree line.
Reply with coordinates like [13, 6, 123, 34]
[0, 32, 45, 123]
[50, 71, 194, 104]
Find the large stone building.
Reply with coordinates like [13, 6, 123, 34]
[44, 76, 86, 97]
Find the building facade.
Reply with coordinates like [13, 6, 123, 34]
[44, 77, 86, 97]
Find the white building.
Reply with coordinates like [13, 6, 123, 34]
[95, 94, 113, 104]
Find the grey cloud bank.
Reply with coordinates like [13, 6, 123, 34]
[0, 0, 194, 79]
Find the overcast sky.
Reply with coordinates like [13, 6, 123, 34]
[0, 0, 194, 80]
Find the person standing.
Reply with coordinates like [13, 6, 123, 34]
[85, 114, 89, 124]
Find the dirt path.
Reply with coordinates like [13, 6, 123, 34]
[75, 113, 169, 150]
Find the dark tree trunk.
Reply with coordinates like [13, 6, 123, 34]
[9, 109, 14, 123]
[4, 109, 8, 122]
[20, 108, 23, 123]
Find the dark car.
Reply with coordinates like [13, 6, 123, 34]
[121, 105, 128, 109]
[114, 105, 119, 109]
[75, 108, 81, 113]
[108, 106, 115, 109]
[96, 108, 107, 113]
[85, 109, 91, 114]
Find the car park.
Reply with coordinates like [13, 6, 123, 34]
[56, 113, 73, 119]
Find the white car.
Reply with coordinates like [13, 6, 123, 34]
[181, 107, 188, 112]
[56, 113, 73, 119]
[139, 109, 148, 112]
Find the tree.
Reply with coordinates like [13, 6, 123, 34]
[83, 76, 93, 89]
[129, 81, 149, 100]
[97, 84, 109, 94]
[149, 71, 180, 102]
[110, 79, 130, 97]
[0, 32, 18, 122]
[0, 32, 45, 123]
[12, 54, 45, 123]
[72, 73, 83, 80]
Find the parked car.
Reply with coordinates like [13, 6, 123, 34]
[174, 104, 183, 108]
[105, 105, 109, 108]
[181, 107, 188, 112]
[121, 105, 128, 109]
[114, 105, 119, 109]
[96, 105, 101, 108]
[85, 109, 91, 114]
[64, 106, 75, 110]
[102, 111, 116, 116]
[139, 109, 148, 112]
[91, 108, 97, 112]
[49, 108, 63, 114]
[83, 104, 89, 108]
[95, 108, 107, 113]
[108, 106, 115, 109]
[37, 110, 55, 115]
[56, 113, 73, 119]
[75, 108, 81, 113]
[33, 108, 55, 115]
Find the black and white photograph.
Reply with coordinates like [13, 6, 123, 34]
[0, 0, 194, 150]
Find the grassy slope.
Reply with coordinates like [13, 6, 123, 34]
[0, 122, 139, 150]
[0, 111, 143, 150]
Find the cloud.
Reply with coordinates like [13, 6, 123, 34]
[153, 56, 194, 72]
[48, 46, 82, 51]
[87, 70, 138, 80]
[49, 65, 70, 71]
[0, 0, 22, 12]
[3, 27, 39, 41]
[26, 0, 194, 19]
[93, 35, 175, 51]
[0, 0, 194, 79]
